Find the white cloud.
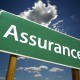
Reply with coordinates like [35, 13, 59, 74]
[17, 56, 29, 60]
[20, 0, 58, 27]
[34, 73, 42, 78]
[24, 65, 48, 73]
[14, 78, 17, 80]
[17, 65, 48, 73]
[0, 77, 5, 80]
[0, 10, 4, 15]
[53, 20, 63, 28]
[70, 15, 79, 22]
[45, 78, 49, 80]
[24, 67, 40, 73]
[58, 76, 62, 78]
[52, 20, 64, 32]
[70, 15, 76, 21]
[39, 65, 48, 70]
[17, 67, 24, 71]
[49, 67, 64, 72]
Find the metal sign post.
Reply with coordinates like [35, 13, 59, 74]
[72, 68, 80, 80]
[6, 55, 17, 80]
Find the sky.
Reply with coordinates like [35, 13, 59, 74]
[0, 0, 80, 80]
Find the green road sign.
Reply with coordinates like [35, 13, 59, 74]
[0, 10, 80, 69]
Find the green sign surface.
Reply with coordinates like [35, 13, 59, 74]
[0, 10, 80, 69]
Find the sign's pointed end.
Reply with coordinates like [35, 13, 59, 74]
[0, 9, 4, 15]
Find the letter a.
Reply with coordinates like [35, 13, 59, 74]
[3, 25, 18, 41]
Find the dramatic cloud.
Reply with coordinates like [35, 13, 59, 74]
[17, 65, 48, 73]
[20, 0, 58, 27]
[49, 67, 64, 72]
[0, 77, 5, 80]
[34, 73, 42, 78]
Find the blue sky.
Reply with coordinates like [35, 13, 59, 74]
[0, 0, 80, 80]
[0, 52, 72, 80]
[0, 0, 80, 38]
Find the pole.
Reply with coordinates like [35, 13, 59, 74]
[6, 55, 17, 80]
[72, 68, 80, 80]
